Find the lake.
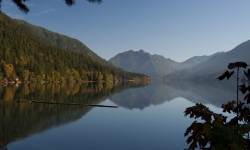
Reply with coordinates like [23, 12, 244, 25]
[0, 80, 240, 150]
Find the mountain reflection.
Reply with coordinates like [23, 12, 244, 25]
[0, 82, 147, 148]
[109, 80, 243, 110]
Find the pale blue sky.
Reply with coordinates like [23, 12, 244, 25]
[2, 0, 250, 62]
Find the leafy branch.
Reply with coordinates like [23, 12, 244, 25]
[184, 62, 250, 150]
[0, 0, 103, 14]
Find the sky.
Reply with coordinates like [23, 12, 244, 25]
[1, 0, 250, 62]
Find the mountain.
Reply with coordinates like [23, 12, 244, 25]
[191, 41, 250, 72]
[109, 49, 215, 77]
[15, 19, 113, 67]
[164, 40, 250, 81]
[152, 54, 182, 69]
[180, 52, 225, 69]
[0, 12, 149, 82]
[109, 50, 177, 77]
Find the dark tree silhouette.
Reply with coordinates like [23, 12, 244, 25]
[184, 62, 250, 149]
[0, 0, 103, 14]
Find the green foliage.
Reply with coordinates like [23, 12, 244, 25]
[0, 12, 150, 83]
[15, 19, 113, 67]
[184, 62, 250, 150]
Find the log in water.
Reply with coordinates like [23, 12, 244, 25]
[0, 100, 118, 108]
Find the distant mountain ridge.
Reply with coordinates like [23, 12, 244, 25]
[180, 52, 225, 69]
[109, 39, 250, 80]
[164, 40, 250, 81]
[109, 49, 217, 77]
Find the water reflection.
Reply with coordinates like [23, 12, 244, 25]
[0, 82, 147, 148]
[109, 80, 242, 109]
[0, 80, 245, 149]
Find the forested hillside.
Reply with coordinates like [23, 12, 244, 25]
[0, 12, 150, 83]
[15, 19, 112, 67]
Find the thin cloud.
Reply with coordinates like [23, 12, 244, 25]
[31, 8, 61, 16]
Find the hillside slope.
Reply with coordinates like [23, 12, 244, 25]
[0, 12, 149, 82]
[181, 52, 225, 69]
[15, 19, 113, 67]
[191, 41, 250, 72]
[164, 40, 250, 81]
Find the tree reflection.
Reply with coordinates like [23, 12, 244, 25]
[0, 82, 147, 148]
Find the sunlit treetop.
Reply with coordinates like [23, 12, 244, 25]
[0, 0, 103, 14]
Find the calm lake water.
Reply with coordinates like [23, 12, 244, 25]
[0, 80, 241, 150]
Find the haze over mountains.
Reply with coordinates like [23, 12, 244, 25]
[108, 49, 225, 78]
[165, 40, 250, 81]
[109, 39, 250, 81]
